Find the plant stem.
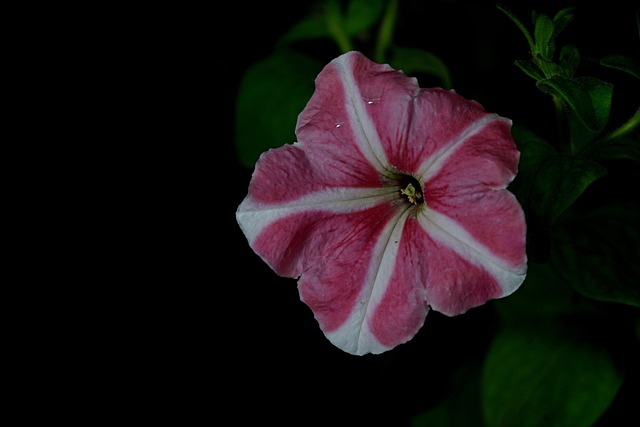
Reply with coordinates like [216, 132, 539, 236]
[577, 107, 639, 159]
[326, 0, 353, 53]
[374, 0, 399, 63]
[602, 107, 640, 142]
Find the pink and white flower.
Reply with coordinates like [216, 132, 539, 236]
[236, 51, 527, 355]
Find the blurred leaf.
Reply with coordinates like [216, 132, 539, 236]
[587, 134, 640, 164]
[411, 403, 448, 427]
[509, 124, 608, 262]
[388, 46, 452, 89]
[234, 52, 324, 168]
[530, 153, 607, 229]
[600, 55, 640, 79]
[509, 124, 557, 198]
[566, 105, 600, 154]
[509, 125, 556, 262]
[343, 0, 385, 35]
[482, 322, 624, 427]
[492, 262, 593, 324]
[277, 15, 330, 45]
[553, 202, 640, 307]
[537, 76, 613, 133]
[277, 0, 384, 46]
[412, 362, 484, 427]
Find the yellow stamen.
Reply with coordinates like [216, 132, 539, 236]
[400, 183, 422, 204]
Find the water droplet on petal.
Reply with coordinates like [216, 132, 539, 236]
[363, 95, 381, 105]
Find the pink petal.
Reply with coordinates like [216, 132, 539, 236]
[295, 51, 420, 181]
[238, 185, 423, 355]
[237, 51, 527, 355]
[415, 208, 525, 316]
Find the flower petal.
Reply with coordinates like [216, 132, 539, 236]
[408, 93, 527, 314]
[237, 50, 527, 355]
[296, 51, 421, 178]
[416, 207, 526, 316]
[238, 172, 429, 355]
[300, 207, 430, 355]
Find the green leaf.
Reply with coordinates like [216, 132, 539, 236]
[530, 153, 608, 230]
[412, 362, 484, 427]
[411, 403, 448, 427]
[508, 125, 557, 262]
[514, 59, 545, 81]
[566, 105, 600, 154]
[537, 76, 613, 133]
[600, 54, 640, 79]
[482, 322, 624, 427]
[587, 134, 640, 164]
[496, 4, 535, 54]
[558, 44, 579, 78]
[276, 0, 384, 46]
[234, 52, 324, 168]
[552, 7, 575, 36]
[578, 108, 640, 161]
[388, 46, 452, 89]
[509, 125, 556, 206]
[508, 124, 608, 262]
[533, 57, 562, 78]
[277, 16, 330, 46]
[534, 13, 554, 60]
[553, 202, 640, 307]
[492, 262, 593, 323]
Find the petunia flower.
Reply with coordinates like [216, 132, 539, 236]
[236, 51, 527, 356]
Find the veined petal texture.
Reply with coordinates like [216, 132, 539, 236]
[237, 51, 527, 355]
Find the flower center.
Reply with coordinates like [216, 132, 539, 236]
[399, 175, 424, 205]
